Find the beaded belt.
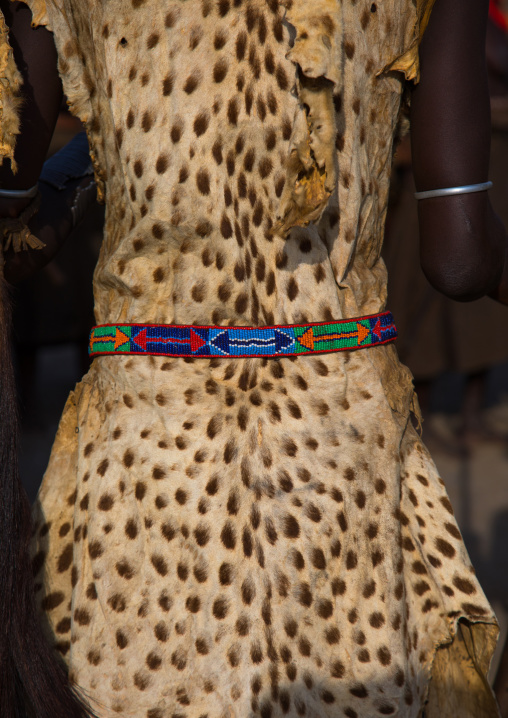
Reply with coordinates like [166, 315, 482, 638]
[88, 312, 396, 359]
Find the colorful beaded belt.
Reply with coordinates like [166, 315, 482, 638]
[88, 312, 396, 359]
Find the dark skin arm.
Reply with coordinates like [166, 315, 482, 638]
[0, 0, 86, 283]
[411, 0, 508, 303]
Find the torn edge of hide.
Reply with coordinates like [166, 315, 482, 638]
[380, 0, 437, 82]
[0, 11, 23, 172]
[274, 0, 343, 238]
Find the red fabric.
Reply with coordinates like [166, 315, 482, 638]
[490, 0, 508, 33]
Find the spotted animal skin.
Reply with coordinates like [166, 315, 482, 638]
[8, 0, 500, 716]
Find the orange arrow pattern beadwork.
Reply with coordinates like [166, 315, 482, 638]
[88, 312, 397, 359]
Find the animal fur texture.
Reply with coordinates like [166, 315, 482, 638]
[1, 0, 500, 716]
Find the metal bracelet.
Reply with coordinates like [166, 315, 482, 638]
[0, 184, 39, 199]
[414, 181, 493, 200]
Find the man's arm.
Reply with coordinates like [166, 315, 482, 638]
[0, 0, 62, 213]
[410, 0, 508, 303]
[0, 1, 98, 284]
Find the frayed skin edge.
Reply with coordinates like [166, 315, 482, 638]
[274, 0, 343, 238]
[423, 617, 499, 717]
[379, 0, 438, 82]
[0, 11, 24, 172]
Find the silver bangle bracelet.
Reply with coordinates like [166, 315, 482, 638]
[0, 184, 39, 199]
[414, 181, 493, 201]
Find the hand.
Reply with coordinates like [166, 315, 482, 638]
[0, 195, 34, 219]
[1, 176, 95, 284]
